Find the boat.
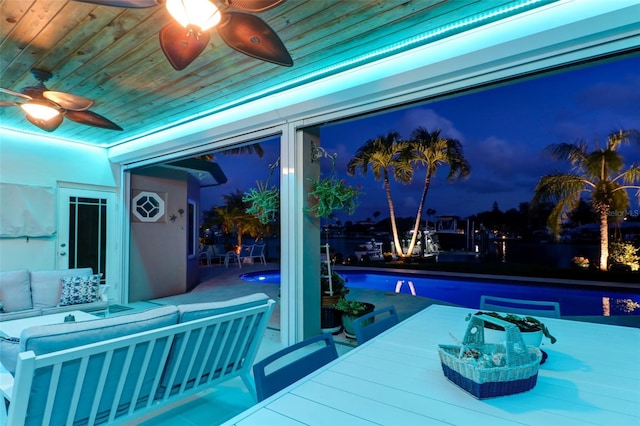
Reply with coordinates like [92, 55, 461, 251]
[433, 215, 470, 251]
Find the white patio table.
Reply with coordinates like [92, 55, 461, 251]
[224, 304, 639, 425]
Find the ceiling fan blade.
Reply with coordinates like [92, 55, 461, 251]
[159, 22, 210, 71]
[0, 101, 19, 107]
[218, 12, 292, 67]
[65, 109, 123, 130]
[0, 87, 33, 101]
[26, 113, 64, 132]
[43, 91, 95, 111]
[225, 0, 286, 13]
[72, 0, 161, 7]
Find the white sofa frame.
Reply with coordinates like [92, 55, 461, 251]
[2, 299, 275, 426]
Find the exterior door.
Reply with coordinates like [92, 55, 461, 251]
[57, 188, 116, 288]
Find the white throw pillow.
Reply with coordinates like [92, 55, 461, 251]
[0, 270, 31, 312]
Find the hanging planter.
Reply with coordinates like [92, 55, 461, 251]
[306, 176, 361, 218]
[305, 146, 362, 219]
[243, 158, 280, 224]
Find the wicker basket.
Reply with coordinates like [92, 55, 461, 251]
[438, 314, 542, 399]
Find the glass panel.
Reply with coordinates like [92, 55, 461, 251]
[68, 196, 108, 283]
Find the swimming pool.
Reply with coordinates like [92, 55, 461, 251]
[240, 269, 640, 316]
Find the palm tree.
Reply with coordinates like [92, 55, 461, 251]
[532, 130, 640, 271]
[197, 143, 265, 161]
[216, 190, 263, 249]
[347, 131, 413, 256]
[404, 128, 471, 256]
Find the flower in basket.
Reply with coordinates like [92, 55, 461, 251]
[243, 180, 279, 224]
[466, 311, 557, 344]
[305, 176, 362, 218]
[461, 348, 506, 368]
[572, 256, 589, 268]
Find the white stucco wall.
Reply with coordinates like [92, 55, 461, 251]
[0, 130, 120, 271]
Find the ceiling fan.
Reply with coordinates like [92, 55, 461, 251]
[0, 69, 122, 132]
[75, 0, 293, 71]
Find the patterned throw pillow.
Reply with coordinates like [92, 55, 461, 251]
[59, 274, 101, 306]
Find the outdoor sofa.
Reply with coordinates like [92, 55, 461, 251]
[0, 293, 275, 425]
[0, 268, 108, 321]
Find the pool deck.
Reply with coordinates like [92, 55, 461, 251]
[153, 262, 640, 332]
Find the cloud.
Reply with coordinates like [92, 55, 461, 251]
[577, 75, 640, 114]
[399, 108, 465, 140]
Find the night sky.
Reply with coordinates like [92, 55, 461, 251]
[202, 54, 640, 222]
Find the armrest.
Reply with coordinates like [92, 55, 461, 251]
[99, 285, 110, 302]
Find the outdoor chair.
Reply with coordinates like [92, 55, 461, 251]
[480, 295, 561, 318]
[210, 244, 228, 265]
[198, 245, 213, 266]
[253, 333, 338, 402]
[227, 245, 253, 268]
[248, 244, 267, 264]
[234, 244, 267, 267]
[353, 305, 400, 344]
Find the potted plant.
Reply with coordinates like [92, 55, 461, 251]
[321, 271, 349, 303]
[320, 269, 350, 333]
[336, 298, 375, 339]
[466, 311, 557, 346]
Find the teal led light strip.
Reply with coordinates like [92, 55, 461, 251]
[121, 0, 556, 146]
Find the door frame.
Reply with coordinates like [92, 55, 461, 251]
[57, 186, 118, 302]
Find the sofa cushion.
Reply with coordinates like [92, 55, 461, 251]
[58, 274, 101, 306]
[1, 305, 179, 375]
[176, 292, 271, 322]
[0, 269, 32, 312]
[0, 309, 42, 322]
[0, 336, 20, 375]
[31, 268, 93, 309]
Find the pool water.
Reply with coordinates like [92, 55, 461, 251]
[240, 269, 640, 316]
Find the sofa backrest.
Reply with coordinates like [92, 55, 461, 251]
[31, 267, 94, 309]
[0, 269, 32, 312]
[18, 305, 179, 426]
[161, 293, 272, 393]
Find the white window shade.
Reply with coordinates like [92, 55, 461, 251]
[0, 183, 55, 237]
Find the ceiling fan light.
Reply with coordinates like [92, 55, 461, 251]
[166, 0, 221, 31]
[20, 101, 61, 121]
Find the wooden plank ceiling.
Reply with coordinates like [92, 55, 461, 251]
[0, 0, 553, 147]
